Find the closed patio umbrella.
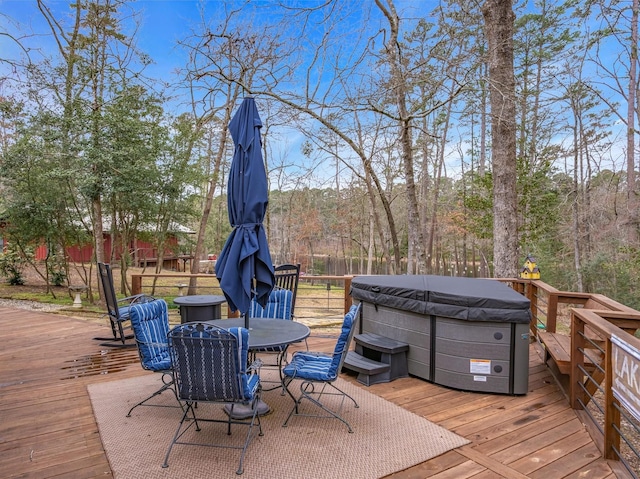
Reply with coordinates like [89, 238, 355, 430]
[215, 97, 275, 328]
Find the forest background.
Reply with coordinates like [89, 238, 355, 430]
[1, 0, 639, 309]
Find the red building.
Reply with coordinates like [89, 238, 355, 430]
[0, 224, 193, 271]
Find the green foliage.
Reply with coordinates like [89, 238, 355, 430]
[0, 246, 28, 285]
[49, 269, 67, 287]
[580, 250, 640, 311]
[461, 171, 493, 240]
[516, 154, 561, 253]
[47, 254, 67, 287]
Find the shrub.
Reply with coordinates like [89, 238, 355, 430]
[0, 248, 27, 285]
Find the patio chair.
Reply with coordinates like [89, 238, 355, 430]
[274, 263, 300, 318]
[94, 262, 153, 347]
[274, 263, 306, 353]
[249, 288, 293, 391]
[163, 322, 263, 475]
[126, 299, 181, 417]
[282, 303, 361, 432]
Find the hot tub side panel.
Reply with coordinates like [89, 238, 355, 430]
[361, 302, 431, 381]
[433, 317, 529, 394]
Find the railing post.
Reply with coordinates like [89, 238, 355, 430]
[132, 274, 142, 295]
[547, 292, 559, 333]
[527, 282, 539, 337]
[570, 310, 585, 409]
[344, 276, 353, 313]
[603, 337, 620, 460]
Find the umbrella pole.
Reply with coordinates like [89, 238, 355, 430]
[245, 285, 255, 330]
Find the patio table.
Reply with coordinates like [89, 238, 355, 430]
[206, 317, 310, 349]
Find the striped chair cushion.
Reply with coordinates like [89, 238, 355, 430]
[117, 305, 131, 319]
[227, 326, 260, 400]
[283, 352, 334, 381]
[282, 304, 357, 381]
[129, 300, 171, 371]
[250, 288, 293, 320]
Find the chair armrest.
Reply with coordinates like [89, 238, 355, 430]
[291, 351, 331, 359]
[248, 358, 264, 374]
[118, 294, 154, 305]
[135, 339, 168, 349]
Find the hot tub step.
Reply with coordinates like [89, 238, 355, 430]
[343, 351, 390, 386]
[351, 333, 409, 385]
[354, 333, 410, 354]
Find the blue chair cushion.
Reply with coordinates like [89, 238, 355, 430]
[245, 373, 261, 400]
[328, 306, 356, 375]
[283, 305, 357, 381]
[283, 352, 334, 381]
[250, 288, 292, 320]
[117, 305, 131, 320]
[129, 300, 171, 371]
[227, 326, 259, 400]
[251, 289, 294, 353]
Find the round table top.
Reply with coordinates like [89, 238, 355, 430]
[173, 294, 226, 306]
[206, 318, 310, 350]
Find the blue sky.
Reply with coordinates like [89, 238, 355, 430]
[0, 1, 364, 187]
[1, 1, 204, 87]
[2, 1, 627, 182]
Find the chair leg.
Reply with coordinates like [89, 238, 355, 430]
[162, 398, 262, 475]
[94, 318, 135, 347]
[282, 380, 358, 433]
[162, 402, 198, 468]
[117, 321, 127, 344]
[126, 372, 182, 417]
[278, 351, 288, 395]
[253, 349, 289, 393]
[236, 396, 263, 475]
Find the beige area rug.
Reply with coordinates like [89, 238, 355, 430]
[88, 372, 469, 479]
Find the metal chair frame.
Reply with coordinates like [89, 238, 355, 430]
[163, 323, 263, 475]
[126, 299, 182, 417]
[282, 303, 361, 432]
[274, 263, 300, 318]
[95, 262, 152, 347]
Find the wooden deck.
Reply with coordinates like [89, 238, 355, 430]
[0, 307, 631, 479]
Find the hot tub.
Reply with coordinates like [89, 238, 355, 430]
[350, 275, 531, 395]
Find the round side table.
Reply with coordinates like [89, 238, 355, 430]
[173, 295, 227, 323]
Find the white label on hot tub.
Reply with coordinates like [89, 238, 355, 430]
[470, 359, 491, 374]
[473, 375, 488, 382]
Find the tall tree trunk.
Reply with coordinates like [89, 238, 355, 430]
[479, 62, 489, 177]
[376, 0, 427, 274]
[571, 111, 584, 292]
[627, 0, 639, 243]
[482, 0, 519, 278]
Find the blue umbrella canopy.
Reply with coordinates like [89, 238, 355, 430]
[215, 98, 275, 320]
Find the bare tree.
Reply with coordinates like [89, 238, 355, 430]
[626, 0, 639, 244]
[482, 0, 519, 277]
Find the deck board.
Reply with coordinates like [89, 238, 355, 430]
[0, 307, 630, 478]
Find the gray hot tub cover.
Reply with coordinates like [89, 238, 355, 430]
[350, 275, 531, 324]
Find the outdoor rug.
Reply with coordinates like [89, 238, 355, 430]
[88, 372, 469, 479]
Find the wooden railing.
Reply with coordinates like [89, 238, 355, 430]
[131, 272, 640, 475]
[567, 308, 640, 476]
[131, 273, 353, 324]
[499, 279, 640, 477]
